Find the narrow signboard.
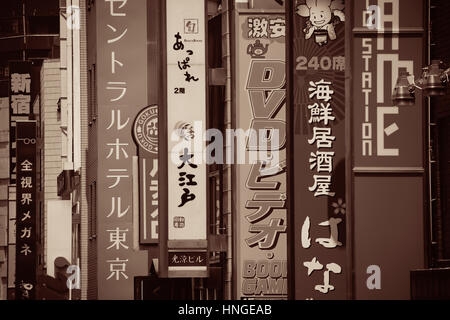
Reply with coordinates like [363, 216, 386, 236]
[351, 0, 425, 299]
[166, 0, 208, 277]
[9, 61, 32, 185]
[133, 105, 159, 244]
[235, 9, 288, 299]
[290, 0, 347, 299]
[352, 0, 424, 168]
[15, 120, 37, 300]
[96, 0, 148, 299]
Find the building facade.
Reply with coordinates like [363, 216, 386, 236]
[0, 0, 59, 300]
[78, 0, 450, 300]
[2, 0, 450, 300]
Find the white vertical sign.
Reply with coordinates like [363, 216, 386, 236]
[166, 0, 207, 242]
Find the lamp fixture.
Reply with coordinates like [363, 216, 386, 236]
[392, 60, 450, 104]
[392, 70, 415, 106]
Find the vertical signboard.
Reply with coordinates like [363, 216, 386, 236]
[351, 0, 425, 299]
[352, 0, 424, 168]
[235, 10, 288, 299]
[9, 61, 32, 185]
[97, 0, 148, 299]
[15, 120, 37, 300]
[166, 0, 208, 277]
[133, 105, 159, 244]
[291, 0, 347, 299]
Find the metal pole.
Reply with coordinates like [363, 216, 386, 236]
[222, 0, 233, 301]
[22, 0, 26, 61]
[132, 156, 140, 250]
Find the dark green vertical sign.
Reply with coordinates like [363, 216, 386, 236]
[290, 0, 347, 299]
[15, 120, 37, 300]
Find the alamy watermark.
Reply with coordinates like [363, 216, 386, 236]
[66, 265, 80, 290]
[169, 121, 283, 174]
[67, 5, 80, 30]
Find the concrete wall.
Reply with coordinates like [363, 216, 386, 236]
[60, 0, 89, 299]
[40, 59, 62, 269]
[46, 200, 71, 277]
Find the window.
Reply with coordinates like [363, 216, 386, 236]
[209, 173, 223, 235]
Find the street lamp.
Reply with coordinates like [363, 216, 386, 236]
[392, 70, 415, 106]
[392, 60, 450, 104]
[422, 60, 448, 96]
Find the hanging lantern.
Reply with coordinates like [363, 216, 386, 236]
[392, 70, 415, 106]
[423, 60, 446, 96]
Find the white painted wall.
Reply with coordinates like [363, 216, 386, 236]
[46, 200, 72, 277]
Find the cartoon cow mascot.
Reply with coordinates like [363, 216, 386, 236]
[297, 0, 345, 46]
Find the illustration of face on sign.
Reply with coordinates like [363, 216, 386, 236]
[297, 0, 345, 46]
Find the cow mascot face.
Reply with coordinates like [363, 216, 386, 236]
[297, 0, 345, 46]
